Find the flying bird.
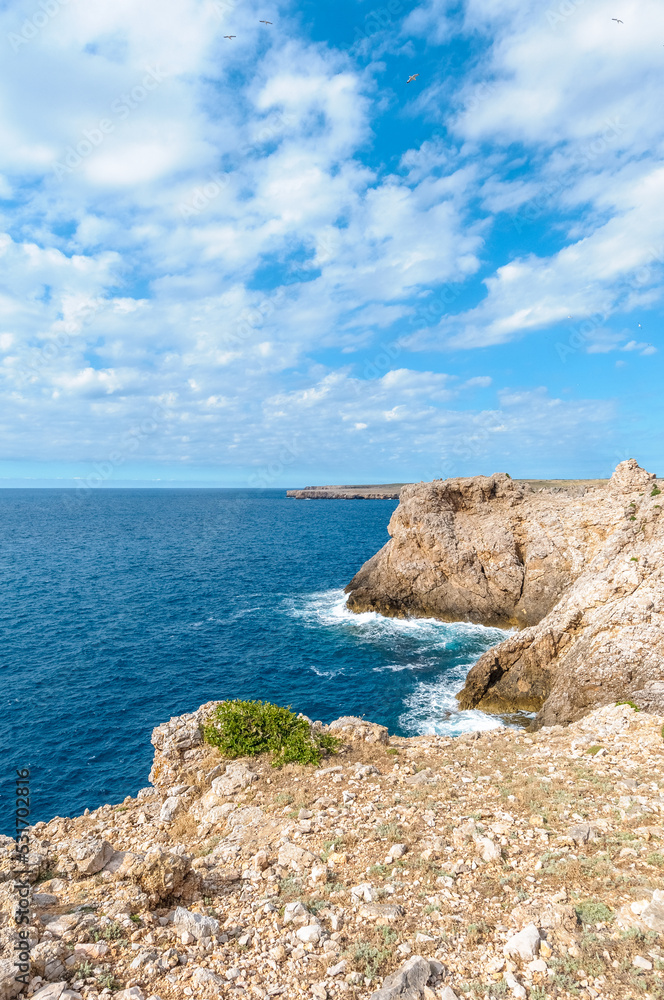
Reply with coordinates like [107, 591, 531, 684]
[406, 73, 419, 84]
[612, 17, 623, 22]
[259, 20, 273, 24]
[223, 35, 236, 38]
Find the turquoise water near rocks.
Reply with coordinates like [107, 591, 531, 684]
[1, 489, 508, 830]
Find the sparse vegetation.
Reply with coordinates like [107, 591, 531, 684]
[575, 899, 614, 925]
[202, 699, 341, 767]
[616, 700, 639, 711]
[348, 938, 392, 977]
[96, 972, 121, 989]
[375, 821, 405, 842]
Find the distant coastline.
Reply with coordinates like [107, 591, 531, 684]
[286, 477, 611, 500]
[287, 483, 408, 499]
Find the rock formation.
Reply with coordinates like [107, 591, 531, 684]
[345, 460, 664, 725]
[5, 700, 664, 1000]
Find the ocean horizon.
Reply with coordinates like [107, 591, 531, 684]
[2, 488, 510, 833]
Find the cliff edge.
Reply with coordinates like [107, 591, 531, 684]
[5, 700, 664, 1000]
[345, 460, 664, 725]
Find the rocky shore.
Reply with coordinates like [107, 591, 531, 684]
[345, 460, 664, 726]
[4, 703, 664, 1000]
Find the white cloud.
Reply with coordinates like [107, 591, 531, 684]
[0, 0, 658, 480]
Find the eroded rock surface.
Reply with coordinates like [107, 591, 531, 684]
[7, 700, 664, 1000]
[345, 460, 664, 724]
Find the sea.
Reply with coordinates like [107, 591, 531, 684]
[1, 488, 510, 832]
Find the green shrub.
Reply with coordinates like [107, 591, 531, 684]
[651, 486, 661, 496]
[616, 699, 639, 711]
[575, 900, 614, 925]
[348, 939, 392, 977]
[202, 699, 340, 767]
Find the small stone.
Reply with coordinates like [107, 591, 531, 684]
[387, 843, 407, 860]
[350, 882, 376, 903]
[633, 955, 653, 970]
[504, 923, 540, 963]
[476, 836, 501, 863]
[642, 890, 664, 933]
[439, 990, 460, 1000]
[539, 940, 553, 959]
[327, 959, 347, 977]
[503, 971, 527, 999]
[284, 901, 310, 924]
[296, 923, 323, 944]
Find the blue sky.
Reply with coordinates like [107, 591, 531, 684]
[0, 0, 662, 487]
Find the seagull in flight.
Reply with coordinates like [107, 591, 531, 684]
[406, 73, 419, 84]
[259, 20, 273, 24]
[223, 35, 236, 38]
[612, 17, 623, 23]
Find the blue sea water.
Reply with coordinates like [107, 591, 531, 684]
[1, 489, 508, 832]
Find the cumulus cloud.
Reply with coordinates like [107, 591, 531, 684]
[0, 0, 657, 480]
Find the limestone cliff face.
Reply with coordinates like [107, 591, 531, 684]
[345, 460, 664, 725]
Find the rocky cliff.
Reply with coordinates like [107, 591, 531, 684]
[345, 460, 664, 725]
[5, 701, 664, 1000]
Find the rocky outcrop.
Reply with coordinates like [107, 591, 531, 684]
[7, 700, 664, 1000]
[287, 485, 406, 499]
[345, 460, 664, 725]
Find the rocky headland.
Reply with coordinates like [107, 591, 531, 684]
[5, 702, 664, 1000]
[345, 460, 664, 727]
[286, 487, 407, 500]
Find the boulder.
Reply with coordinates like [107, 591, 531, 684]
[173, 905, 219, 941]
[327, 717, 389, 744]
[0, 959, 24, 1000]
[115, 847, 193, 906]
[61, 838, 114, 875]
[211, 762, 258, 796]
[277, 842, 317, 871]
[191, 967, 224, 986]
[369, 955, 432, 999]
[31, 986, 67, 1000]
[641, 890, 664, 934]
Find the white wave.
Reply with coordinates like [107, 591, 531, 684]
[372, 663, 417, 673]
[398, 654, 528, 736]
[286, 587, 517, 737]
[309, 665, 345, 678]
[287, 588, 509, 645]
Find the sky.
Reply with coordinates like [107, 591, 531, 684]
[0, 0, 662, 488]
